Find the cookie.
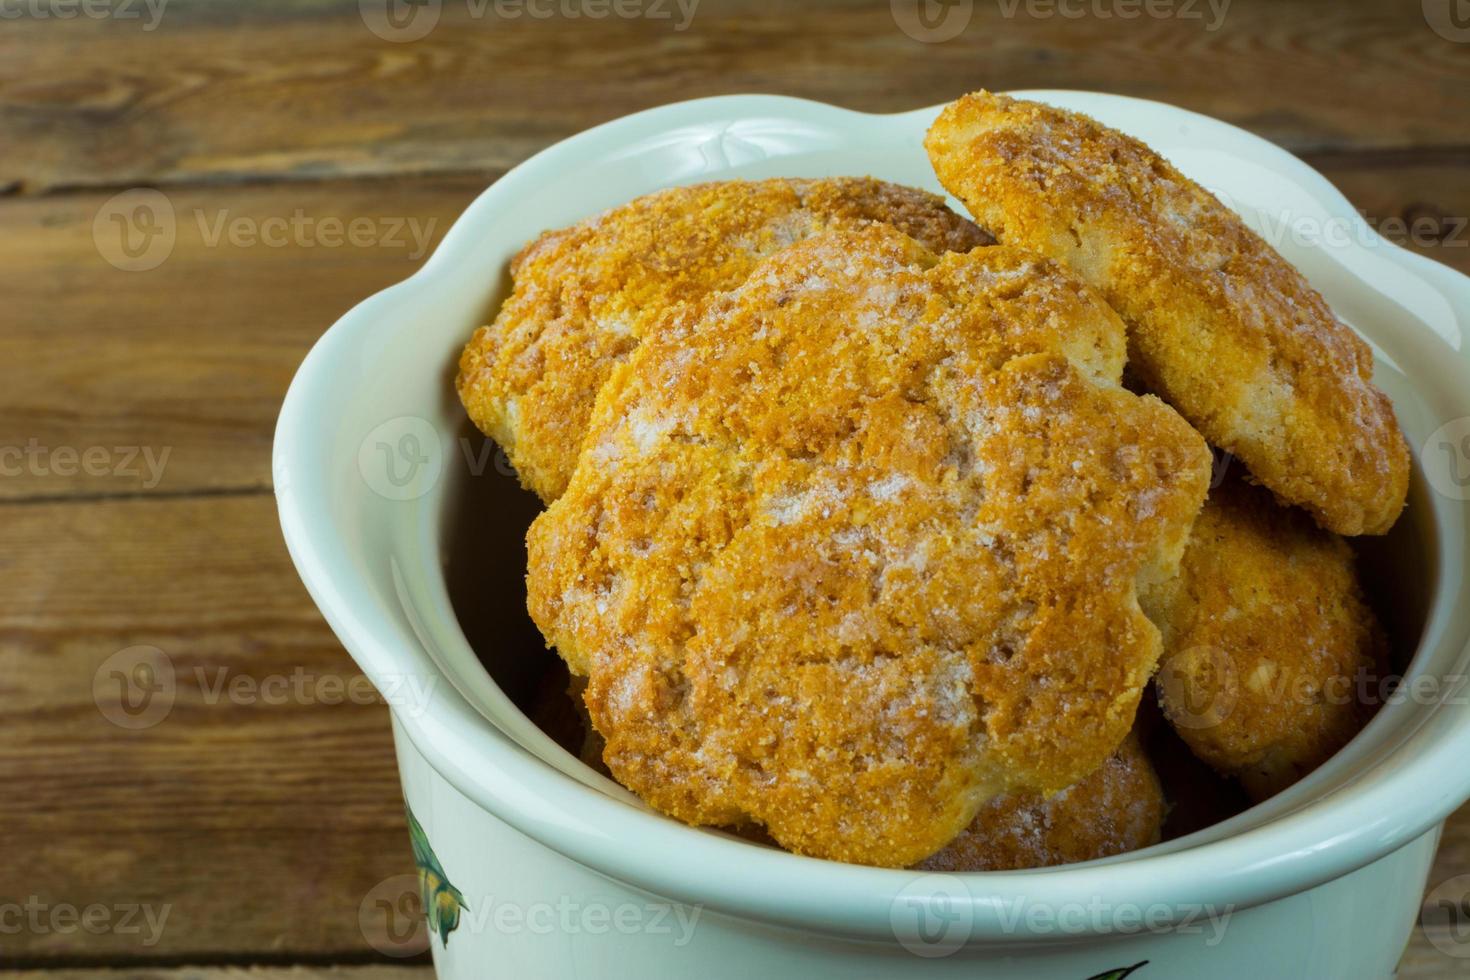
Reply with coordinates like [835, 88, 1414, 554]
[526, 225, 1211, 866]
[457, 177, 990, 501]
[926, 91, 1409, 536]
[917, 734, 1164, 872]
[1148, 475, 1387, 800]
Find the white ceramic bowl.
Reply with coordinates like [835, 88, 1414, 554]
[275, 92, 1470, 979]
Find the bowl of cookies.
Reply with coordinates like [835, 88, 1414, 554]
[275, 90, 1470, 979]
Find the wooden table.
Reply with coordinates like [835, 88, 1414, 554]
[2, 0, 1466, 975]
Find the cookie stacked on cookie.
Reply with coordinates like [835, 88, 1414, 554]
[457, 98, 1407, 869]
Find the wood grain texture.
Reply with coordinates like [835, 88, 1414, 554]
[1, 0, 1467, 193]
[0, 494, 415, 960]
[0, 176, 476, 498]
[1313, 152, 1470, 272]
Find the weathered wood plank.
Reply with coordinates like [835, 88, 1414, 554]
[1, 0, 1466, 193]
[0, 175, 476, 498]
[0, 494, 416, 959]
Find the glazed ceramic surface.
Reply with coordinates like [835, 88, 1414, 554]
[275, 92, 1470, 979]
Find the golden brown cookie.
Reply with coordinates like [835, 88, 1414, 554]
[1148, 475, 1387, 800]
[926, 91, 1409, 536]
[527, 225, 1211, 867]
[457, 177, 991, 502]
[917, 734, 1164, 872]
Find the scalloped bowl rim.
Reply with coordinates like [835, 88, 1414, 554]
[275, 91, 1470, 943]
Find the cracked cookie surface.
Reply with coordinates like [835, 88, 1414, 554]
[1148, 475, 1388, 801]
[926, 91, 1409, 536]
[457, 177, 990, 502]
[527, 225, 1210, 866]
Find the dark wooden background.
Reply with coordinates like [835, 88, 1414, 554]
[2, 0, 1467, 975]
